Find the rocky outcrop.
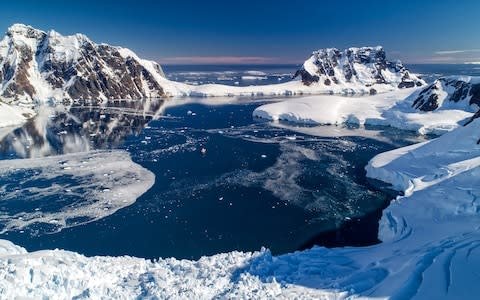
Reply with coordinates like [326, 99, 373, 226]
[0, 24, 169, 104]
[294, 46, 424, 93]
[412, 76, 480, 112]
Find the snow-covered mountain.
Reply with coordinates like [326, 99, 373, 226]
[412, 76, 480, 113]
[0, 24, 170, 104]
[294, 46, 425, 94]
[0, 24, 426, 106]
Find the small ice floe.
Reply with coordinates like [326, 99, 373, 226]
[100, 114, 106, 119]
[144, 136, 151, 140]
[218, 196, 224, 201]
[261, 154, 267, 158]
[187, 110, 196, 116]
[200, 147, 207, 155]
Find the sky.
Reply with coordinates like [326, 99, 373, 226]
[1, 0, 479, 65]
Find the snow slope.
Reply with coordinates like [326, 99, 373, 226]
[0, 120, 479, 299]
[254, 82, 477, 135]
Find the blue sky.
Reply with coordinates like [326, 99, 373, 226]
[1, 0, 479, 64]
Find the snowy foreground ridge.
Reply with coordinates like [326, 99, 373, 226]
[1, 120, 479, 299]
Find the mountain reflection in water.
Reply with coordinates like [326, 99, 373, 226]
[0, 99, 167, 159]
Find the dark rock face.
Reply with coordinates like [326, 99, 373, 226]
[0, 24, 167, 103]
[412, 77, 480, 112]
[294, 46, 424, 90]
[465, 110, 480, 126]
[293, 69, 319, 86]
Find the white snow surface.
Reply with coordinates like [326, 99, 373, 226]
[253, 87, 475, 135]
[1, 120, 480, 299]
[0, 101, 34, 128]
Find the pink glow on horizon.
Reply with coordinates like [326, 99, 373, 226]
[158, 56, 299, 65]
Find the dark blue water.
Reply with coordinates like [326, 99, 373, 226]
[0, 64, 474, 259]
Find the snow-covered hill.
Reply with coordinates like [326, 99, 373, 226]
[254, 76, 480, 135]
[412, 76, 480, 112]
[294, 46, 425, 93]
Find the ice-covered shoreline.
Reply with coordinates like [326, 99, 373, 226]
[253, 88, 475, 135]
[1, 119, 479, 299]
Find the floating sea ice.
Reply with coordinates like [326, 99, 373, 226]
[0, 150, 155, 234]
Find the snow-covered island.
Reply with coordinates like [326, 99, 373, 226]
[0, 23, 479, 299]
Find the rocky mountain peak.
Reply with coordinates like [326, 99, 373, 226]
[294, 46, 424, 94]
[0, 24, 169, 104]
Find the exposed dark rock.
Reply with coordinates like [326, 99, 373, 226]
[398, 81, 416, 89]
[469, 83, 480, 107]
[464, 109, 480, 126]
[293, 69, 319, 86]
